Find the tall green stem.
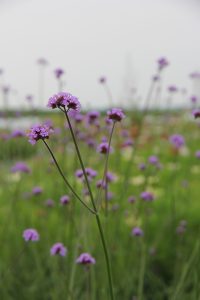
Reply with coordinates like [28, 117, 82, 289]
[64, 109, 114, 300]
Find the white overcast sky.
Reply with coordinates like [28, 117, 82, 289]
[0, 0, 200, 109]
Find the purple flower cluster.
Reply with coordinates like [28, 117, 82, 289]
[76, 168, 97, 181]
[60, 195, 70, 205]
[32, 186, 43, 195]
[23, 229, 39, 242]
[132, 227, 144, 237]
[76, 253, 96, 265]
[54, 68, 64, 79]
[157, 57, 169, 71]
[11, 162, 31, 174]
[169, 134, 185, 149]
[107, 108, 125, 122]
[97, 142, 113, 154]
[27, 124, 52, 145]
[140, 191, 155, 201]
[192, 108, 200, 119]
[86, 111, 100, 125]
[50, 243, 67, 256]
[47, 92, 81, 112]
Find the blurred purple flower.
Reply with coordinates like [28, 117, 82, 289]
[50, 243, 67, 256]
[54, 68, 64, 79]
[11, 129, 25, 138]
[107, 108, 125, 122]
[32, 186, 43, 195]
[11, 162, 31, 174]
[45, 199, 54, 207]
[60, 195, 70, 205]
[157, 57, 169, 71]
[169, 134, 185, 149]
[76, 253, 96, 265]
[97, 142, 113, 154]
[23, 229, 39, 242]
[192, 108, 200, 119]
[140, 191, 155, 201]
[132, 227, 144, 237]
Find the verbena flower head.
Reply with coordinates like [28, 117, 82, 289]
[157, 57, 169, 71]
[132, 227, 144, 237]
[168, 85, 178, 93]
[54, 68, 64, 79]
[195, 150, 200, 159]
[99, 76, 106, 84]
[75, 168, 97, 181]
[192, 108, 200, 119]
[140, 191, 155, 201]
[169, 134, 185, 149]
[47, 92, 81, 112]
[97, 142, 113, 154]
[11, 129, 25, 138]
[45, 199, 54, 207]
[23, 228, 39, 242]
[76, 253, 96, 265]
[32, 186, 43, 195]
[37, 58, 48, 66]
[60, 195, 70, 205]
[107, 108, 125, 122]
[11, 162, 31, 174]
[190, 95, 198, 103]
[148, 155, 159, 165]
[27, 124, 52, 145]
[86, 111, 100, 125]
[138, 163, 146, 171]
[128, 196, 136, 204]
[50, 243, 67, 256]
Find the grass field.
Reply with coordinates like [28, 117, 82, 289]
[0, 107, 200, 300]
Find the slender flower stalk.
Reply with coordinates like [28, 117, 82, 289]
[96, 122, 116, 211]
[63, 107, 115, 300]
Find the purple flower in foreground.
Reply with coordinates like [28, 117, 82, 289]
[23, 229, 39, 242]
[132, 227, 144, 237]
[76, 253, 96, 265]
[54, 68, 64, 79]
[60, 195, 70, 205]
[107, 108, 125, 122]
[47, 92, 81, 112]
[192, 108, 200, 119]
[50, 243, 67, 256]
[27, 124, 52, 145]
[11, 162, 30, 174]
[169, 134, 185, 149]
[140, 191, 155, 201]
[32, 186, 43, 195]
